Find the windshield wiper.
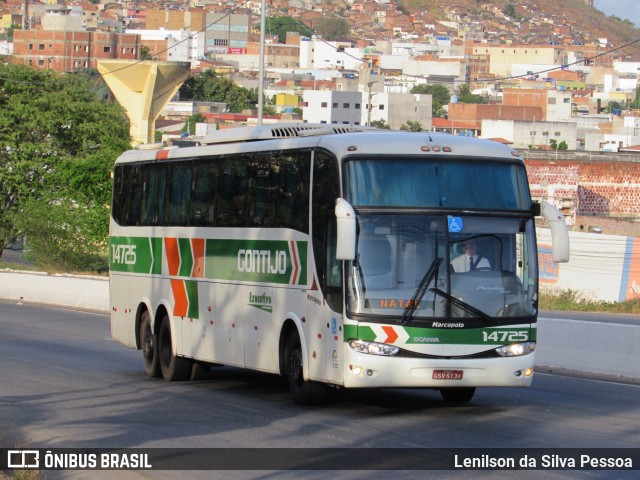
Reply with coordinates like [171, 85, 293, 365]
[400, 257, 442, 325]
[430, 287, 493, 323]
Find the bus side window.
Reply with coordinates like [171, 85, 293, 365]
[219, 160, 243, 227]
[166, 162, 192, 226]
[125, 165, 143, 226]
[191, 161, 218, 226]
[312, 151, 342, 312]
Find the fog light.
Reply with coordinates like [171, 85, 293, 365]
[350, 365, 363, 376]
[515, 368, 534, 378]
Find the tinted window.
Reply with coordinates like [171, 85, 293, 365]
[112, 149, 311, 232]
[345, 158, 531, 210]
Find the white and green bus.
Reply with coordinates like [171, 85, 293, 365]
[109, 124, 569, 404]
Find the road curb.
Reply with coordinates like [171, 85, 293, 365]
[2, 270, 639, 380]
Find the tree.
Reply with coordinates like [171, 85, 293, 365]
[455, 84, 487, 104]
[314, 17, 350, 40]
[179, 70, 259, 113]
[265, 16, 313, 42]
[369, 119, 390, 129]
[183, 113, 207, 135]
[400, 120, 424, 132]
[140, 45, 152, 61]
[503, 2, 517, 19]
[605, 100, 624, 114]
[0, 64, 131, 269]
[632, 87, 640, 109]
[410, 84, 450, 118]
[6, 24, 20, 42]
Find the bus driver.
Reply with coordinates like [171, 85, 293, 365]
[451, 239, 490, 273]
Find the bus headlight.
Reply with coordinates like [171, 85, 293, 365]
[348, 339, 400, 356]
[495, 342, 536, 357]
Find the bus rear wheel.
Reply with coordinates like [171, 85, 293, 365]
[440, 387, 476, 403]
[158, 313, 192, 381]
[140, 310, 160, 378]
[285, 334, 326, 405]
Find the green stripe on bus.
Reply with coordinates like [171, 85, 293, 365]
[185, 280, 199, 319]
[346, 325, 532, 345]
[150, 237, 163, 275]
[109, 236, 156, 274]
[178, 238, 193, 277]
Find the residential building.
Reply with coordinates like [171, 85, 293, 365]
[144, 9, 207, 32]
[302, 90, 363, 125]
[364, 92, 432, 130]
[481, 119, 578, 150]
[470, 44, 565, 77]
[502, 88, 573, 121]
[13, 29, 140, 71]
[204, 13, 250, 57]
[128, 29, 203, 66]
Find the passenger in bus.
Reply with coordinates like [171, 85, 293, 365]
[450, 240, 490, 273]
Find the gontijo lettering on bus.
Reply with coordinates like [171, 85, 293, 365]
[206, 239, 307, 285]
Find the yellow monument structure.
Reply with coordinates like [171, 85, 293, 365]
[97, 60, 190, 146]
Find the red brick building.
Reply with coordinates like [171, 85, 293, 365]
[447, 103, 544, 131]
[525, 153, 640, 235]
[12, 30, 140, 72]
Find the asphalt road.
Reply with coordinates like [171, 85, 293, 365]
[1, 301, 639, 480]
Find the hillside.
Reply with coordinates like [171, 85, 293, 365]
[397, 0, 640, 60]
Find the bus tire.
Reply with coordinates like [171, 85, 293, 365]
[158, 313, 191, 381]
[440, 387, 475, 403]
[285, 333, 326, 405]
[140, 310, 161, 378]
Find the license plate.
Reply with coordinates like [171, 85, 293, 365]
[432, 369, 463, 380]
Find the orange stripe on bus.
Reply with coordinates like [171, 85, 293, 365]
[191, 238, 205, 278]
[170, 279, 188, 317]
[156, 149, 170, 161]
[290, 240, 299, 284]
[164, 238, 181, 276]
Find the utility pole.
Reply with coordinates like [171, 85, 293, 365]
[258, 0, 266, 125]
[367, 81, 375, 127]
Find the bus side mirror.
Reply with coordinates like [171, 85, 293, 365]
[538, 201, 570, 263]
[335, 198, 356, 260]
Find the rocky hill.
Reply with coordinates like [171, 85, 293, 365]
[397, 0, 640, 60]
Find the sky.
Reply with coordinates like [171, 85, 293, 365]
[594, 0, 640, 27]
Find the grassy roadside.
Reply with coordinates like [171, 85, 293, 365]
[539, 290, 640, 315]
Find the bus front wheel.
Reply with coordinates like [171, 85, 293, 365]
[285, 334, 326, 405]
[140, 310, 161, 378]
[158, 313, 192, 381]
[440, 387, 475, 403]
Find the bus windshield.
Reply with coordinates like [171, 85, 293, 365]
[345, 157, 531, 210]
[347, 213, 538, 322]
[344, 155, 538, 323]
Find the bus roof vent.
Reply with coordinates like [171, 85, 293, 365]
[201, 123, 369, 145]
